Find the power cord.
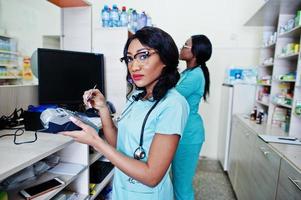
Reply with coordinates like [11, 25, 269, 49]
[0, 128, 39, 145]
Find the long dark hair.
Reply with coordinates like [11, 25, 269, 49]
[122, 26, 180, 101]
[190, 35, 212, 102]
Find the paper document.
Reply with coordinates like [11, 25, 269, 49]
[259, 135, 301, 145]
[49, 162, 85, 176]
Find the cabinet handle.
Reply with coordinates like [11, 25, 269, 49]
[259, 147, 269, 156]
[288, 176, 301, 191]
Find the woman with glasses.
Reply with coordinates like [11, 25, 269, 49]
[63, 26, 189, 200]
[172, 35, 212, 200]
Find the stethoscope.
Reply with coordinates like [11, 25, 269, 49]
[117, 94, 160, 160]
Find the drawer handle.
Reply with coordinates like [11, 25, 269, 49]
[259, 147, 269, 156]
[288, 176, 301, 191]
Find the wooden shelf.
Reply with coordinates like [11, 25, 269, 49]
[273, 79, 296, 83]
[48, 0, 91, 8]
[0, 76, 22, 80]
[260, 63, 274, 67]
[90, 169, 114, 200]
[0, 49, 19, 55]
[0, 63, 19, 68]
[256, 100, 270, 107]
[89, 151, 103, 165]
[261, 42, 276, 49]
[276, 52, 299, 60]
[272, 102, 292, 109]
[257, 83, 271, 86]
[278, 25, 301, 38]
[8, 165, 87, 200]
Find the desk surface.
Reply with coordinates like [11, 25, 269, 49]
[0, 130, 73, 182]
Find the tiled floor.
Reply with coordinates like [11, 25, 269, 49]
[193, 158, 236, 200]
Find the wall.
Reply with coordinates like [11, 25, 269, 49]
[1, 0, 264, 159]
[88, 0, 264, 159]
[0, 0, 60, 56]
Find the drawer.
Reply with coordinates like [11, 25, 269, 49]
[276, 159, 301, 200]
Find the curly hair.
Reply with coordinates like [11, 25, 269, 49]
[122, 26, 180, 101]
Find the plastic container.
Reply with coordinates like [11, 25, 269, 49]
[120, 6, 128, 27]
[101, 5, 110, 27]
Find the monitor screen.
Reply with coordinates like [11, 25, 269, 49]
[37, 48, 105, 109]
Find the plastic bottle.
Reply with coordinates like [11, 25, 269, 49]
[120, 6, 128, 27]
[137, 11, 147, 30]
[256, 109, 264, 124]
[146, 14, 152, 26]
[101, 5, 110, 27]
[131, 10, 138, 32]
[108, 7, 113, 27]
[111, 4, 119, 27]
[250, 106, 257, 121]
[127, 8, 133, 31]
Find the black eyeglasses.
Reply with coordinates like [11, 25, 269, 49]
[120, 51, 157, 65]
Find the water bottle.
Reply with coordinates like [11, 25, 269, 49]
[127, 8, 133, 31]
[111, 4, 119, 27]
[108, 7, 113, 27]
[137, 11, 147, 30]
[146, 14, 152, 26]
[120, 6, 128, 27]
[131, 10, 138, 32]
[101, 5, 109, 27]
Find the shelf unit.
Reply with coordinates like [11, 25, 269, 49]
[246, 0, 301, 138]
[0, 35, 22, 85]
[0, 130, 114, 200]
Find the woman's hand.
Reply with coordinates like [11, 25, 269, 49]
[83, 89, 106, 110]
[62, 116, 101, 147]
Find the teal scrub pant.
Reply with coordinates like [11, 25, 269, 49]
[172, 143, 203, 200]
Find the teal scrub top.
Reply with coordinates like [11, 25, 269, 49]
[112, 88, 189, 200]
[176, 67, 205, 144]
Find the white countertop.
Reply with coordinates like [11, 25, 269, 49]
[236, 115, 301, 171]
[0, 130, 73, 182]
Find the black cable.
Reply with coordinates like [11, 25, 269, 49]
[13, 128, 38, 145]
[0, 128, 40, 145]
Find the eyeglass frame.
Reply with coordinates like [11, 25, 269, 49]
[120, 50, 158, 66]
[182, 44, 192, 49]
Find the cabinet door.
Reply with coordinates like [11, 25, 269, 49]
[235, 124, 256, 200]
[228, 118, 240, 189]
[251, 137, 280, 200]
[276, 159, 301, 200]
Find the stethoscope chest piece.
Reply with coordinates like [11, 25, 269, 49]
[134, 146, 146, 160]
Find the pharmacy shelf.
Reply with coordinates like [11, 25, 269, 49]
[262, 42, 276, 49]
[0, 49, 19, 55]
[273, 79, 296, 83]
[257, 83, 272, 86]
[8, 164, 88, 200]
[272, 102, 292, 109]
[89, 151, 103, 165]
[256, 100, 270, 107]
[89, 169, 114, 200]
[276, 52, 299, 60]
[0, 76, 22, 80]
[261, 63, 274, 67]
[278, 25, 301, 38]
[0, 63, 19, 68]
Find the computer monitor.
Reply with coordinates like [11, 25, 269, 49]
[37, 48, 105, 110]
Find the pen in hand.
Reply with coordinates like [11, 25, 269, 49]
[86, 85, 97, 102]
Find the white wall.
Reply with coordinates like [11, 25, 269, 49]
[0, 0, 60, 57]
[1, 0, 264, 159]
[89, 0, 264, 159]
